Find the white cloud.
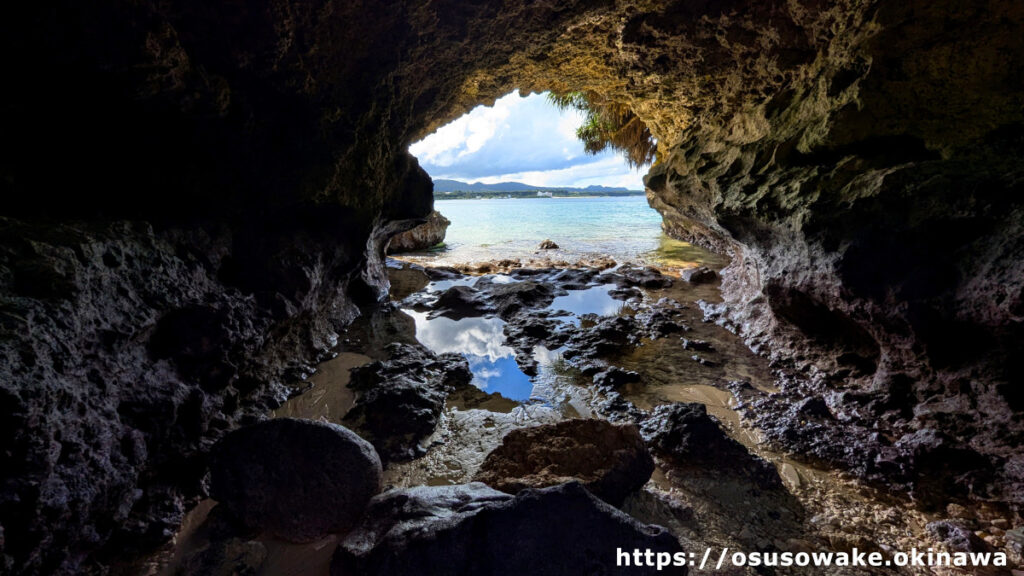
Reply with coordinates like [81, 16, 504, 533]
[404, 311, 514, 361]
[468, 155, 647, 189]
[409, 91, 647, 190]
[410, 94, 515, 167]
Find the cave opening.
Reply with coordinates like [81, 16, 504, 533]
[396, 90, 716, 270]
[3, 1, 1024, 574]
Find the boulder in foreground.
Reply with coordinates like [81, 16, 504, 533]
[332, 482, 684, 576]
[474, 419, 654, 506]
[209, 418, 383, 542]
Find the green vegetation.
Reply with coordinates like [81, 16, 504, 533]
[547, 91, 658, 168]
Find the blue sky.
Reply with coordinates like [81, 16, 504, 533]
[409, 91, 647, 189]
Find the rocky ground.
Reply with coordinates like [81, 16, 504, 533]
[142, 259, 1022, 576]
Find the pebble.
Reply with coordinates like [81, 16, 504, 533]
[780, 463, 802, 488]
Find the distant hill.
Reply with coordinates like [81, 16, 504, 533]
[432, 179, 641, 195]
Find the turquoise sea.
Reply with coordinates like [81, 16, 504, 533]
[402, 195, 726, 268]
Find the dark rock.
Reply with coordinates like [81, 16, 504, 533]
[177, 538, 266, 576]
[795, 397, 832, 420]
[641, 403, 780, 488]
[204, 504, 260, 542]
[537, 239, 559, 250]
[634, 307, 688, 338]
[332, 482, 684, 576]
[563, 316, 637, 360]
[595, 392, 648, 424]
[593, 367, 642, 390]
[474, 419, 654, 506]
[209, 418, 382, 542]
[386, 210, 450, 253]
[609, 285, 643, 301]
[0, 218, 363, 575]
[618, 266, 673, 289]
[925, 520, 988, 553]
[680, 266, 717, 284]
[680, 338, 713, 351]
[431, 285, 490, 319]
[486, 280, 562, 318]
[344, 343, 472, 461]
[690, 354, 721, 367]
[423, 266, 462, 282]
[551, 267, 597, 290]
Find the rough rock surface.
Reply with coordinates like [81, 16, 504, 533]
[209, 418, 382, 542]
[474, 419, 654, 506]
[343, 343, 472, 462]
[537, 239, 559, 250]
[386, 210, 450, 253]
[332, 482, 684, 576]
[641, 403, 780, 489]
[2, 0, 1024, 572]
[177, 538, 267, 576]
[680, 266, 716, 284]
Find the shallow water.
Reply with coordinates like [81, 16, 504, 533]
[548, 283, 624, 318]
[400, 196, 729, 268]
[402, 310, 535, 401]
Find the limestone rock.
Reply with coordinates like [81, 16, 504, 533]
[680, 266, 716, 284]
[386, 211, 450, 253]
[641, 403, 780, 488]
[343, 343, 472, 462]
[538, 239, 559, 250]
[925, 520, 988, 553]
[332, 482, 684, 576]
[209, 418, 382, 542]
[474, 419, 654, 505]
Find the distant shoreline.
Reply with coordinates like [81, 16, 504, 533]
[434, 190, 646, 200]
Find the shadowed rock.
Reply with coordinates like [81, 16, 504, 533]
[474, 419, 654, 506]
[641, 403, 780, 489]
[343, 343, 472, 461]
[680, 266, 716, 284]
[177, 538, 266, 576]
[332, 482, 684, 576]
[209, 418, 382, 543]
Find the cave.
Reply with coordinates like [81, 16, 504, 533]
[1, 1, 1023, 574]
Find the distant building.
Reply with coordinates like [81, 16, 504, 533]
[537, 191, 553, 197]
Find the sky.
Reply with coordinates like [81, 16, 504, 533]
[408, 91, 647, 190]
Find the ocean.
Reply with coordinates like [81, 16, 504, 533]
[400, 195, 727, 269]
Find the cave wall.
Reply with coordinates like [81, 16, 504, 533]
[1, 0, 1023, 573]
[643, 0, 1024, 509]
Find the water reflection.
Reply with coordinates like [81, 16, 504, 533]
[427, 274, 515, 292]
[403, 310, 534, 402]
[548, 284, 623, 318]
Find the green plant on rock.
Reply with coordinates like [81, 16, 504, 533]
[547, 91, 658, 168]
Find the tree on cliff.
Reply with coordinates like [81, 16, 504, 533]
[547, 91, 658, 168]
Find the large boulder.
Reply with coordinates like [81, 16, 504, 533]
[343, 343, 472, 462]
[386, 210, 450, 253]
[208, 418, 382, 542]
[474, 419, 654, 506]
[332, 482, 685, 576]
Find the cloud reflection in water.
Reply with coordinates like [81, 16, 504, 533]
[403, 310, 534, 401]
